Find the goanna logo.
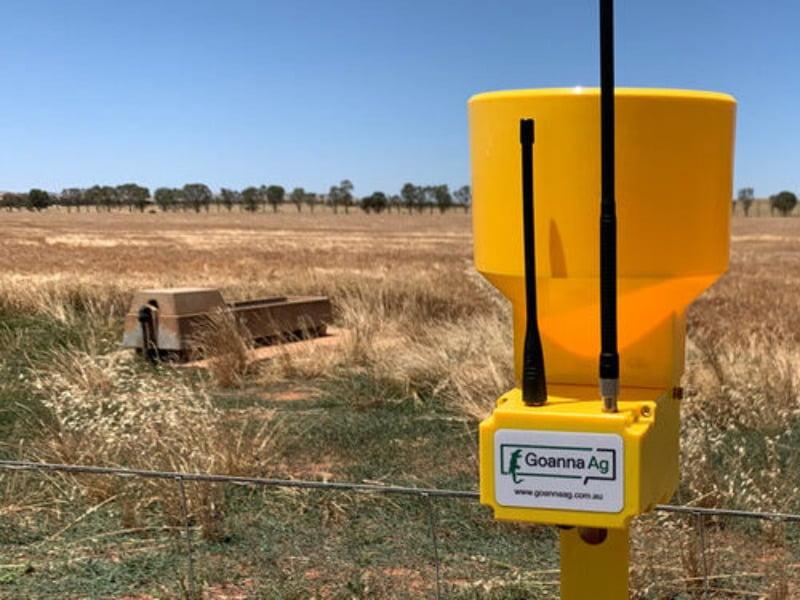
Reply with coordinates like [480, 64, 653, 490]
[500, 443, 616, 485]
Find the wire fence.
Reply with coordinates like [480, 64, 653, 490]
[2, 459, 799, 598]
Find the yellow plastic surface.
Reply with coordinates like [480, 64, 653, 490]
[469, 88, 736, 390]
[479, 386, 679, 529]
[560, 527, 629, 599]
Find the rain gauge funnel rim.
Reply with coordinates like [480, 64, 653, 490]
[469, 86, 736, 390]
[469, 86, 736, 105]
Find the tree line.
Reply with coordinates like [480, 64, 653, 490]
[8, 183, 800, 218]
[0, 180, 472, 214]
[736, 187, 798, 217]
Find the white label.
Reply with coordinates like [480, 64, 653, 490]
[494, 429, 623, 513]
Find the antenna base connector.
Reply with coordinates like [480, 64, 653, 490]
[600, 378, 619, 413]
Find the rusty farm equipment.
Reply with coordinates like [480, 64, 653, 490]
[122, 287, 332, 362]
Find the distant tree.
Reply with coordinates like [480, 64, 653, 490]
[328, 185, 341, 214]
[289, 187, 305, 212]
[419, 186, 433, 213]
[154, 187, 178, 211]
[117, 183, 150, 212]
[100, 186, 119, 211]
[422, 186, 437, 213]
[182, 183, 212, 213]
[27, 188, 51, 211]
[211, 192, 222, 211]
[173, 188, 187, 211]
[360, 195, 371, 213]
[373, 191, 388, 213]
[254, 186, 266, 211]
[771, 191, 797, 217]
[60, 188, 84, 213]
[1, 192, 26, 211]
[431, 184, 453, 213]
[454, 185, 471, 213]
[361, 191, 388, 214]
[241, 186, 260, 212]
[83, 185, 104, 211]
[400, 183, 421, 214]
[388, 194, 401, 213]
[80, 185, 116, 211]
[737, 187, 755, 217]
[219, 188, 239, 212]
[339, 179, 354, 214]
[304, 191, 318, 213]
[265, 185, 285, 212]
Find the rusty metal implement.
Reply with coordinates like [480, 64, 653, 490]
[122, 287, 332, 361]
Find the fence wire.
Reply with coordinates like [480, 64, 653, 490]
[3, 459, 799, 522]
[2, 459, 799, 597]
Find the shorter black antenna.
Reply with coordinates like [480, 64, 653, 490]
[520, 118, 547, 406]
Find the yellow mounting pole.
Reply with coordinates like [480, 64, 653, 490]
[560, 528, 629, 599]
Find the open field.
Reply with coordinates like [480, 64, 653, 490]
[1, 210, 800, 598]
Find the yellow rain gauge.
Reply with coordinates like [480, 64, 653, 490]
[469, 1, 735, 597]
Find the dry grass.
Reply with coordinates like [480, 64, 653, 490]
[0, 209, 472, 309]
[20, 346, 277, 540]
[1, 209, 799, 596]
[0, 210, 495, 552]
[0, 209, 504, 410]
[190, 309, 255, 388]
[680, 219, 800, 514]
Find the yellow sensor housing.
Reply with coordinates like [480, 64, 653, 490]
[479, 386, 678, 529]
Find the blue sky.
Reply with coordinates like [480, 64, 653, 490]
[0, 0, 797, 197]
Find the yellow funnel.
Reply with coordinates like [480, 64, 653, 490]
[469, 88, 736, 390]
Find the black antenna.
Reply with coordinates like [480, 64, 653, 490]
[520, 118, 547, 406]
[599, 0, 620, 412]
